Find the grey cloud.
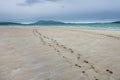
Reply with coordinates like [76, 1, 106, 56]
[19, 0, 60, 6]
[25, 0, 40, 4]
[0, 0, 120, 22]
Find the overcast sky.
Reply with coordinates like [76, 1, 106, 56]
[0, 0, 120, 23]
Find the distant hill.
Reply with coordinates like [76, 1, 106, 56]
[0, 22, 21, 25]
[112, 21, 120, 24]
[32, 20, 65, 25]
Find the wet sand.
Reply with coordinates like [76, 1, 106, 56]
[0, 26, 120, 80]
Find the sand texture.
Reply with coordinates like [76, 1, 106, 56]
[0, 27, 120, 80]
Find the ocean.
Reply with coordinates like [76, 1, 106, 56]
[30, 23, 120, 31]
[1, 23, 120, 31]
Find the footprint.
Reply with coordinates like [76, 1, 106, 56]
[106, 69, 113, 74]
[77, 56, 80, 59]
[82, 71, 85, 73]
[70, 50, 74, 53]
[75, 64, 81, 68]
[90, 65, 95, 69]
[63, 46, 67, 49]
[83, 60, 89, 63]
[56, 50, 60, 52]
[38, 33, 41, 36]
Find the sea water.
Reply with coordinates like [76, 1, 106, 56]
[33, 23, 120, 31]
[1, 23, 120, 31]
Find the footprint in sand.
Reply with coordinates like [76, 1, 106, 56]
[106, 69, 113, 74]
[83, 60, 89, 64]
[75, 64, 81, 68]
[77, 56, 80, 60]
[82, 71, 85, 73]
[90, 65, 95, 69]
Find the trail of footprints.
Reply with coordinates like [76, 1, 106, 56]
[33, 29, 117, 80]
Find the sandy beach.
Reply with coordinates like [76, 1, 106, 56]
[0, 26, 120, 80]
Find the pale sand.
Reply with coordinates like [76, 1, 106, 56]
[0, 26, 120, 80]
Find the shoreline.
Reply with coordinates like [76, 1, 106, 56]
[1, 24, 120, 31]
